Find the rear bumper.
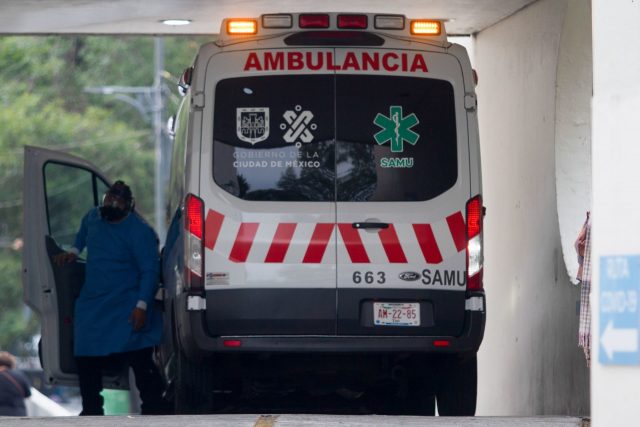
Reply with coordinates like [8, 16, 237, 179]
[176, 292, 485, 360]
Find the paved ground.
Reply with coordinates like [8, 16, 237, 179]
[0, 415, 590, 427]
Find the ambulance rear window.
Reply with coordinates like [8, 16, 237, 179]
[213, 75, 335, 201]
[213, 74, 457, 202]
[336, 75, 457, 202]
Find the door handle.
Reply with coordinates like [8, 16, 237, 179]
[352, 222, 389, 230]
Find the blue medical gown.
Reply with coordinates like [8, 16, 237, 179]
[73, 208, 162, 356]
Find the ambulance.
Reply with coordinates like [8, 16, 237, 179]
[23, 12, 485, 416]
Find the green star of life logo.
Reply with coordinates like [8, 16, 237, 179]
[373, 106, 420, 153]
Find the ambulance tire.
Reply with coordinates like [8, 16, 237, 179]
[406, 381, 436, 416]
[174, 349, 214, 414]
[435, 354, 477, 416]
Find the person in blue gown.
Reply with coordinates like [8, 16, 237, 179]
[56, 181, 168, 415]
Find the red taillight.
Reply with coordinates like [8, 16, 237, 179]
[337, 14, 368, 29]
[184, 194, 204, 293]
[434, 340, 451, 347]
[223, 340, 242, 348]
[299, 14, 330, 28]
[466, 195, 484, 290]
[466, 196, 482, 239]
[186, 194, 203, 239]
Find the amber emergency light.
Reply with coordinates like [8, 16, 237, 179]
[227, 19, 258, 34]
[410, 20, 441, 35]
[221, 15, 446, 40]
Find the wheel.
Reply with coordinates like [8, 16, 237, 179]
[435, 353, 477, 416]
[174, 349, 214, 414]
[405, 380, 436, 416]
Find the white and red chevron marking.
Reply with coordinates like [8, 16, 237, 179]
[203, 209, 466, 264]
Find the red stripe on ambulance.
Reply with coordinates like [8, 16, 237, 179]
[264, 223, 297, 263]
[243, 51, 428, 73]
[229, 223, 259, 262]
[378, 224, 408, 263]
[303, 223, 335, 263]
[446, 211, 466, 253]
[204, 210, 224, 250]
[204, 209, 465, 264]
[338, 223, 371, 263]
[412, 224, 443, 264]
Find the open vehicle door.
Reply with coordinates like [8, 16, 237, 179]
[22, 146, 129, 388]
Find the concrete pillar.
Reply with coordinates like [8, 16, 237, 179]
[592, 0, 640, 425]
[474, 0, 590, 415]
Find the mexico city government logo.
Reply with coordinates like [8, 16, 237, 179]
[237, 107, 270, 145]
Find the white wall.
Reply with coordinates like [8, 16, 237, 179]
[555, 0, 592, 284]
[474, 0, 590, 415]
[591, 1, 640, 425]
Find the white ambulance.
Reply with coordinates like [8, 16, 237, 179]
[23, 12, 485, 416]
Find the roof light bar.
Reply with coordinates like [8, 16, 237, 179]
[262, 14, 292, 29]
[374, 15, 405, 30]
[227, 19, 258, 35]
[299, 14, 330, 29]
[410, 20, 441, 35]
[337, 14, 368, 29]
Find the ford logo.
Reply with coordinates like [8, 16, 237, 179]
[399, 271, 420, 281]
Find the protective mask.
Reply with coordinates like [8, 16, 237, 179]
[100, 205, 128, 222]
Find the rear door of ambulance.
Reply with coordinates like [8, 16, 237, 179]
[334, 48, 470, 337]
[23, 146, 128, 388]
[200, 48, 338, 335]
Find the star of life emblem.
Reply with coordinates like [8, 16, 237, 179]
[237, 108, 270, 145]
[373, 106, 419, 153]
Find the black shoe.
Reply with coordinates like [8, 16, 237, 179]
[79, 407, 104, 416]
[141, 399, 173, 415]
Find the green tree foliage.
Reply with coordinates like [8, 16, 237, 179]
[0, 250, 38, 354]
[0, 35, 206, 355]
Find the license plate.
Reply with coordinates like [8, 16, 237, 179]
[373, 302, 420, 326]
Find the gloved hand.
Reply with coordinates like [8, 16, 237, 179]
[53, 252, 78, 266]
[129, 307, 147, 331]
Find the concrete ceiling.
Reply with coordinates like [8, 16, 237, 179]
[0, 0, 538, 36]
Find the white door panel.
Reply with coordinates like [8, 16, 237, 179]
[22, 146, 127, 388]
[202, 50, 337, 290]
[334, 48, 470, 291]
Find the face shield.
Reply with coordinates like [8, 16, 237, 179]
[99, 180, 134, 222]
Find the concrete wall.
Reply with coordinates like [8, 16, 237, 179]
[592, 1, 640, 425]
[555, 0, 592, 284]
[474, 0, 590, 415]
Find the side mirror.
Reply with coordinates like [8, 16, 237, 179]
[178, 66, 193, 95]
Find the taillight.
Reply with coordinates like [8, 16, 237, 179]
[337, 14, 368, 29]
[466, 195, 483, 290]
[299, 14, 330, 29]
[184, 194, 204, 293]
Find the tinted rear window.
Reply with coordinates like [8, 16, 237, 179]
[213, 73, 457, 202]
[213, 75, 335, 201]
[336, 75, 457, 202]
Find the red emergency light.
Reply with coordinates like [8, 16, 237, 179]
[299, 14, 330, 29]
[338, 14, 368, 29]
